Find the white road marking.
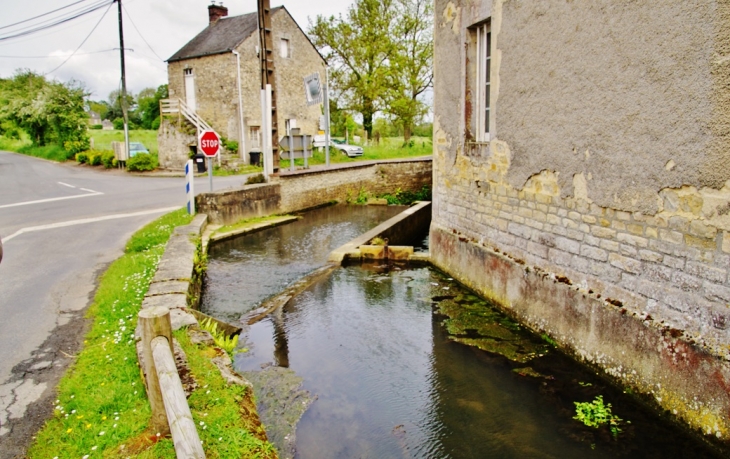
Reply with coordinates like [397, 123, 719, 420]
[58, 182, 75, 189]
[2, 206, 181, 242]
[0, 192, 104, 209]
[79, 188, 97, 193]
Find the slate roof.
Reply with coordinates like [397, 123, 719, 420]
[167, 7, 283, 63]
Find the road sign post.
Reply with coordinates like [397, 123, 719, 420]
[185, 159, 195, 215]
[199, 130, 220, 192]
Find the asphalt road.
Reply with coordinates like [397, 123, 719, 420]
[0, 151, 246, 457]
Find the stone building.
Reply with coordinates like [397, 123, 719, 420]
[432, 0, 730, 440]
[159, 3, 325, 169]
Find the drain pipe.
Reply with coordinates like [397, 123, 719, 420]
[232, 50, 246, 162]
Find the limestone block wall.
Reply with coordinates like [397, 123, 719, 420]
[196, 159, 432, 225]
[432, 0, 730, 440]
[278, 159, 432, 214]
[157, 118, 196, 170]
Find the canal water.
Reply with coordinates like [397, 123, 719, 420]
[202, 204, 406, 321]
[202, 205, 723, 459]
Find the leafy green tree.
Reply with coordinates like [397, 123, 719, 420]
[87, 100, 110, 121]
[0, 70, 89, 156]
[107, 89, 135, 123]
[136, 84, 167, 130]
[384, 0, 433, 143]
[309, 0, 396, 140]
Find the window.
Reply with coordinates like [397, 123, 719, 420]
[469, 21, 491, 142]
[280, 38, 291, 58]
[249, 126, 261, 149]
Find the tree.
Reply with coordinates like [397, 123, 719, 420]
[107, 89, 135, 122]
[309, 0, 396, 140]
[0, 70, 89, 156]
[136, 84, 167, 130]
[87, 99, 110, 121]
[384, 0, 433, 143]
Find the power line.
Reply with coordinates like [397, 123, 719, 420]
[0, 49, 116, 59]
[45, 1, 114, 75]
[122, 4, 164, 62]
[0, 0, 88, 31]
[0, 0, 112, 42]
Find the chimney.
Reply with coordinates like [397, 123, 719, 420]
[208, 2, 228, 24]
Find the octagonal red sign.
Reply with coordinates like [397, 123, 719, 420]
[199, 130, 220, 157]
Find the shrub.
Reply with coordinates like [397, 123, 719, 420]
[151, 116, 161, 130]
[127, 152, 156, 172]
[89, 124, 103, 130]
[225, 139, 238, 152]
[101, 150, 115, 168]
[75, 152, 88, 164]
[88, 152, 102, 166]
[245, 174, 265, 185]
[112, 118, 124, 130]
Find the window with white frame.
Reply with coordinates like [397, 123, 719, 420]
[473, 22, 491, 141]
[280, 38, 291, 58]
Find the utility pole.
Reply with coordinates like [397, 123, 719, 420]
[115, 0, 130, 163]
[257, 0, 279, 175]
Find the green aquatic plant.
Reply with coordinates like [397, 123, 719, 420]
[574, 395, 626, 437]
[199, 317, 242, 356]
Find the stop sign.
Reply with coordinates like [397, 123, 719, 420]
[199, 130, 220, 157]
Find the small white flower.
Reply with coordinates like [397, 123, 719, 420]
[99, 431, 105, 436]
[91, 446, 98, 450]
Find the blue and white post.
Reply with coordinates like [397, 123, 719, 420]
[185, 159, 195, 215]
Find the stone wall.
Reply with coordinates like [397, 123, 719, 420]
[278, 159, 432, 214]
[157, 118, 197, 170]
[433, 0, 730, 440]
[196, 159, 432, 225]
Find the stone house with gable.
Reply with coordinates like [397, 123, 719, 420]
[158, 3, 325, 169]
[432, 0, 730, 442]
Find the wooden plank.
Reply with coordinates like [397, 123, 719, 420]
[152, 336, 206, 459]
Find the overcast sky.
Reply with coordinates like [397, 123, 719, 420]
[0, 0, 349, 101]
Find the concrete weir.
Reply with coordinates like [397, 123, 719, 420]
[430, 224, 730, 441]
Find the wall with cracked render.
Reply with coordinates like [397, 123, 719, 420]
[433, 0, 730, 442]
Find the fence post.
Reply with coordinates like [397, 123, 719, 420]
[139, 306, 173, 435]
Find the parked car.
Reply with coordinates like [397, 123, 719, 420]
[335, 142, 363, 158]
[129, 142, 149, 157]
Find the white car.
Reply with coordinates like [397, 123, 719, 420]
[336, 143, 364, 158]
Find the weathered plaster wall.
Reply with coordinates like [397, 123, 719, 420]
[496, 0, 730, 213]
[433, 0, 730, 440]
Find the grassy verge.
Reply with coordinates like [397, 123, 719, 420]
[212, 164, 263, 176]
[279, 136, 432, 169]
[88, 130, 159, 156]
[27, 208, 276, 458]
[0, 134, 71, 162]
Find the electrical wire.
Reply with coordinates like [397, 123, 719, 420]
[0, 49, 116, 59]
[0, 0, 112, 42]
[122, 4, 164, 62]
[0, 0, 89, 31]
[45, 1, 113, 75]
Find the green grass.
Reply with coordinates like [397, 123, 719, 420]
[279, 136, 432, 169]
[0, 133, 71, 162]
[212, 164, 263, 176]
[26, 208, 274, 458]
[88, 129, 159, 156]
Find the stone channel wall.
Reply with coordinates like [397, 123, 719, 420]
[432, 0, 730, 441]
[196, 158, 432, 225]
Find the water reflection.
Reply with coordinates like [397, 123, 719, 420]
[234, 266, 722, 459]
[202, 205, 405, 322]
